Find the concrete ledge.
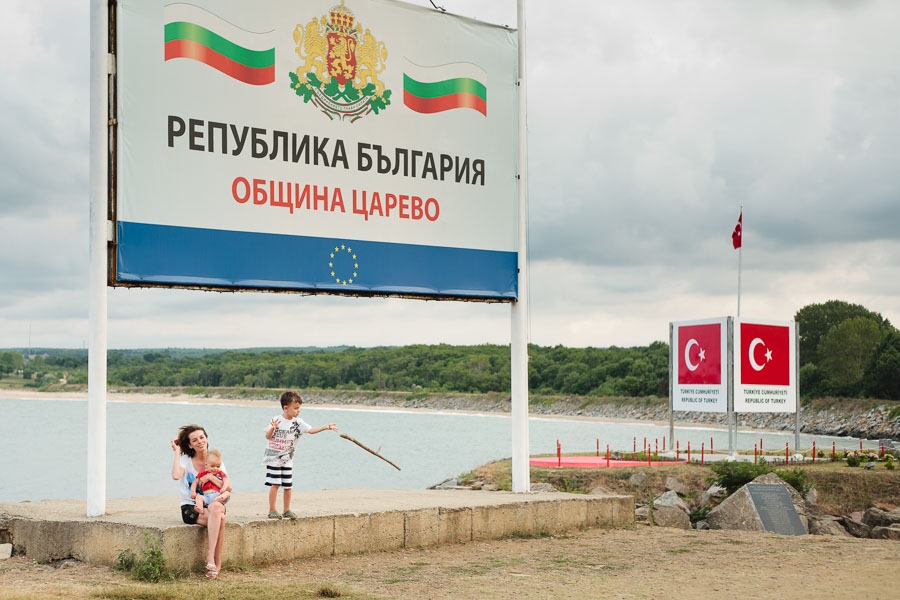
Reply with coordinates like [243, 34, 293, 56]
[0, 489, 633, 568]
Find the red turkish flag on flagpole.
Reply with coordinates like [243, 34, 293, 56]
[732, 212, 742, 249]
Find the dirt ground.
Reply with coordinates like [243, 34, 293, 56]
[2, 525, 899, 600]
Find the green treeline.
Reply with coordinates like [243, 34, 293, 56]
[43, 342, 670, 397]
[9, 300, 900, 400]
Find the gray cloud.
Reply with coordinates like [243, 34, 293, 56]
[1, 0, 899, 348]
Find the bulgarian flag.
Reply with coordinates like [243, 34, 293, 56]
[164, 3, 275, 86]
[403, 61, 487, 116]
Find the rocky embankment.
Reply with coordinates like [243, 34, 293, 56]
[298, 391, 900, 442]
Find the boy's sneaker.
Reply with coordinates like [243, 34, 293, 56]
[268, 511, 282, 519]
[283, 510, 298, 520]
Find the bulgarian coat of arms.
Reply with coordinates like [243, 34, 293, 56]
[289, 1, 391, 122]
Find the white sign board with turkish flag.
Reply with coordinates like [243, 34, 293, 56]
[734, 319, 797, 413]
[672, 317, 728, 412]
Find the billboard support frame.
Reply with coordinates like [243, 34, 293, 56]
[510, 0, 530, 493]
[87, 0, 111, 518]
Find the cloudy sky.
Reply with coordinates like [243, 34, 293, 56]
[2, 0, 898, 350]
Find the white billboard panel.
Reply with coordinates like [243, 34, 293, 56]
[671, 317, 728, 413]
[734, 318, 797, 413]
[115, 0, 518, 298]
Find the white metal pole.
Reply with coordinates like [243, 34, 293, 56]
[737, 206, 742, 318]
[510, 0, 530, 493]
[794, 323, 801, 455]
[87, 0, 109, 517]
[727, 317, 736, 459]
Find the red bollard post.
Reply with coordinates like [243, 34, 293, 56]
[606, 444, 610, 468]
[648, 446, 652, 466]
[701, 442, 705, 466]
[711, 436, 714, 453]
[643, 437, 647, 453]
[557, 441, 561, 468]
[688, 441, 691, 463]
[813, 441, 816, 463]
[655, 439, 658, 455]
[754, 443, 758, 465]
[663, 436, 666, 452]
[596, 438, 600, 457]
[832, 441, 836, 462]
[760, 438, 763, 452]
[881, 441, 885, 458]
[786, 442, 790, 465]
[860, 440, 863, 451]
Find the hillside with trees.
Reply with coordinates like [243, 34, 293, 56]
[795, 300, 899, 399]
[4, 300, 898, 400]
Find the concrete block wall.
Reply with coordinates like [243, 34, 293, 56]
[3, 495, 634, 569]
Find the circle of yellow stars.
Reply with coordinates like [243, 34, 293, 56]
[329, 244, 359, 286]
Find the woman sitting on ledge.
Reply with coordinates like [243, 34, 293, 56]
[171, 424, 229, 579]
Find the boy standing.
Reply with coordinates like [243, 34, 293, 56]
[263, 390, 338, 519]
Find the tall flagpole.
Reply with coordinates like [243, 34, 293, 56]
[731, 206, 742, 459]
[737, 205, 742, 317]
[510, 0, 530, 493]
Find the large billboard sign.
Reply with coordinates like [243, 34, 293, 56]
[113, 0, 519, 299]
[671, 317, 728, 413]
[734, 319, 797, 413]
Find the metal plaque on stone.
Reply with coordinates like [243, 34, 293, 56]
[746, 484, 806, 536]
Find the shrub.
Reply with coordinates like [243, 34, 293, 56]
[689, 505, 712, 524]
[773, 467, 812, 496]
[115, 532, 178, 582]
[846, 451, 861, 467]
[708, 461, 773, 496]
[885, 455, 895, 470]
[318, 585, 343, 598]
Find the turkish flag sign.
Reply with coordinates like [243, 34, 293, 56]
[732, 212, 742, 249]
[677, 323, 722, 385]
[740, 322, 790, 385]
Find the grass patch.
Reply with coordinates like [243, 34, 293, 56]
[469, 456, 900, 516]
[448, 558, 509, 577]
[804, 463, 900, 513]
[503, 530, 551, 540]
[93, 582, 373, 600]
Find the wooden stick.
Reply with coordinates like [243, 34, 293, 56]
[339, 434, 401, 471]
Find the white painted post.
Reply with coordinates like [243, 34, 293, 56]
[87, 0, 109, 517]
[510, 0, 530, 493]
[668, 323, 674, 449]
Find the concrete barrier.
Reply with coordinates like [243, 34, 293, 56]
[0, 489, 633, 568]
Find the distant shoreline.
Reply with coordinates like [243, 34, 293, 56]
[3, 386, 896, 440]
[0, 387, 725, 429]
[0, 387, 777, 434]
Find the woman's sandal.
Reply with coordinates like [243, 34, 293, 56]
[205, 563, 218, 579]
